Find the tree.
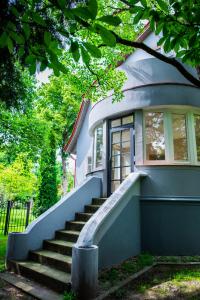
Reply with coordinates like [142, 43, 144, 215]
[0, 154, 37, 201]
[33, 132, 57, 216]
[1, 0, 200, 97]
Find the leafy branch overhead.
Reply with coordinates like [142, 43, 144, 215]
[0, 0, 200, 87]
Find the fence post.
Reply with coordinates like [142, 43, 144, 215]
[25, 201, 31, 228]
[4, 201, 12, 235]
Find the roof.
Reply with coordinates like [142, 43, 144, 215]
[65, 24, 151, 154]
[64, 99, 90, 153]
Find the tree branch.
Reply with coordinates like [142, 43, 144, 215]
[113, 33, 200, 88]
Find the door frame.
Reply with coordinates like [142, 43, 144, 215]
[107, 118, 135, 196]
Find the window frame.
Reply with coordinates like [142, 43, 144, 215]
[143, 107, 200, 166]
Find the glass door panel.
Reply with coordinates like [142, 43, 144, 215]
[110, 122, 134, 194]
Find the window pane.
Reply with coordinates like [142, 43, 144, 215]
[112, 155, 120, 168]
[145, 112, 165, 160]
[194, 115, 200, 161]
[112, 132, 120, 144]
[122, 115, 133, 125]
[111, 119, 121, 128]
[172, 114, 188, 161]
[95, 125, 103, 168]
[122, 167, 131, 179]
[122, 130, 130, 142]
[122, 153, 130, 167]
[122, 141, 130, 153]
[112, 143, 120, 156]
[111, 181, 120, 193]
[112, 168, 120, 180]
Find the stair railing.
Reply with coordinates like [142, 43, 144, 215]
[71, 171, 147, 299]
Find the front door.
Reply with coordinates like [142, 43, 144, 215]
[108, 115, 134, 194]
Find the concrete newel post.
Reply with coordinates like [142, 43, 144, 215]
[71, 244, 98, 300]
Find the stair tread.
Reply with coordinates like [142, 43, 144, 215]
[76, 212, 93, 216]
[68, 221, 86, 225]
[86, 205, 101, 208]
[17, 261, 71, 283]
[57, 230, 80, 235]
[46, 240, 74, 247]
[31, 250, 72, 263]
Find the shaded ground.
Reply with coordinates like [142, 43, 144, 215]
[0, 278, 35, 300]
[103, 265, 200, 300]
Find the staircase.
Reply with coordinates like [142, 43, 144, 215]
[8, 197, 107, 293]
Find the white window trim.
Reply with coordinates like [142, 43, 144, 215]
[143, 107, 200, 166]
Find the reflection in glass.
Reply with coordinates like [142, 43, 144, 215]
[95, 125, 103, 168]
[112, 143, 120, 156]
[194, 115, 200, 161]
[111, 181, 120, 193]
[145, 112, 165, 160]
[112, 132, 120, 144]
[172, 114, 188, 160]
[112, 155, 120, 168]
[122, 167, 131, 179]
[122, 141, 130, 153]
[122, 153, 130, 167]
[111, 119, 121, 128]
[112, 168, 120, 180]
[122, 115, 133, 125]
[122, 130, 130, 142]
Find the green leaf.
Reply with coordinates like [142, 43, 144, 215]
[70, 42, 80, 62]
[40, 61, 47, 72]
[156, 0, 168, 12]
[0, 32, 8, 48]
[140, 0, 147, 6]
[80, 46, 90, 66]
[157, 36, 166, 46]
[163, 37, 171, 53]
[83, 42, 101, 58]
[29, 62, 36, 75]
[155, 22, 163, 35]
[57, 0, 66, 9]
[98, 15, 122, 26]
[88, 0, 98, 19]
[44, 32, 51, 45]
[7, 37, 13, 53]
[23, 24, 31, 39]
[10, 32, 25, 44]
[11, 7, 20, 17]
[133, 9, 144, 24]
[95, 24, 116, 47]
[25, 54, 36, 65]
[72, 7, 94, 20]
[32, 12, 46, 26]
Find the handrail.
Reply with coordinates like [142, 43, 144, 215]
[76, 172, 146, 248]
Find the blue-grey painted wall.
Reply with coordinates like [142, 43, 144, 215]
[98, 195, 140, 269]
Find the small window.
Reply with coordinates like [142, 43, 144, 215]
[122, 115, 133, 125]
[145, 112, 165, 160]
[172, 114, 188, 161]
[94, 124, 103, 168]
[194, 115, 200, 161]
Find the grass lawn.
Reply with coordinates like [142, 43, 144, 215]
[0, 235, 7, 272]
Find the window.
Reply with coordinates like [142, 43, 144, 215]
[93, 124, 103, 168]
[144, 109, 200, 165]
[145, 112, 165, 160]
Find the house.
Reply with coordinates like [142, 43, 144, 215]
[6, 27, 200, 299]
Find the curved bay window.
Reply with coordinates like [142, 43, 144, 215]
[144, 109, 200, 165]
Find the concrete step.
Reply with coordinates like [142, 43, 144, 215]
[92, 198, 107, 205]
[10, 261, 71, 293]
[43, 240, 74, 256]
[55, 230, 80, 243]
[66, 220, 86, 231]
[29, 250, 72, 272]
[84, 204, 101, 213]
[75, 212, 93, 222]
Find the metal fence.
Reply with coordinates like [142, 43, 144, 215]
[0, 200, 35, 235]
